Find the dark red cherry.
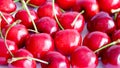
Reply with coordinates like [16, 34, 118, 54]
[115, 12, 120, 29]
[112, 29, 120, 41]
[70, 46, 98, 68]
[83, 31, 111, 51]
[41, 51, 70, 68]
[54, 29, 82, 56]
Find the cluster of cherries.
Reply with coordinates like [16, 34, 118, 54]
[0, 0, 120, 68]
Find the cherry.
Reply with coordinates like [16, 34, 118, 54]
[0, 0, 16, 13]
[54, 29, 82, 56]
[70, 46, 98, 68]
[56, 0, 76, 10]
[72, 0, 99, 21]
[58, 11, 84, 33]
[25, 33, 54, 59]
[0, 38, 18, 65]
[2, 24, 29, 48]
[101, 45, 120, 68]
[36, 17, 59, 37]
[25, 0, 47, 6]
[112, 29, 120, 41]
[83, 31, 111, 51]
[41, 51, 70, 68]
[15, 9, 38, 29]
[8, 49, 36, 68]
[0, 12, 15, 29]
[115, 12, 120, 29]
[97, 0, 120, 14]
[37, 2, 62, 18]
[87, 12, 116, 34]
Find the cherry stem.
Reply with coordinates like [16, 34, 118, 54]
[4, 20, 21, 57]
[8, 57, 49, 65]
[94, 39, 120, 53]
[14, 0, 20, 3]
[0, 12, 9, 24]
[52, 0, 64, 30]
[21, 0, 39, 33]
[71, 10, 84, 26]
[28, 29, 39, 33]
[111, 8, 120, 13]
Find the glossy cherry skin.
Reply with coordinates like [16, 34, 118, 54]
[54, 29, 82, 56]
[0, 13, 14, 29]
[0, 38, 18, 65]
[8, 49, 36, 68]
[25, 33, 54, 59]
[0, 0, 16, 13]
[37, 2, 62, 18]
[72, 0, 99, 21]
[2, 24, 29, 48]
[101, 45, 120, 68]
[87, 12, 116, 34]
[25, 0, 47, 6]
[36, 17, 59, 36]
[97, 0, 120, 14]
[112, 29, 120, 41]
[59, 11, 84, 33]
[115, 12, 120, 29]
[56, 0, 76, 10]
[70, 46, 98, 68]
[41, 51, 70, 68]
[15, 9, 38, 29]
[83, 31, 111, 51]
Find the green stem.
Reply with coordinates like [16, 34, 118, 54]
[52, 0, 64, 30]
[14, 0, 20, 3]
[21, 0, 39, 33]
[94, 39, 120, 53]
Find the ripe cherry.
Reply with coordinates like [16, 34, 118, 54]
[25, 0, 47, 6]
[115, 12, 120, 29]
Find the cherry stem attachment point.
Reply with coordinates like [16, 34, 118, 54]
[8, 57, 49, 65]
[111, 8, 120, 13]
[94, 39, 120, 53]
[52, 0, 64, 30]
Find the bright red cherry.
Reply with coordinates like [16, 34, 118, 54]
[0, 13, 14, 29]
[56, 0, 76, 10]
[70, 46, 98, 68]
[8, 49, 36, 68]
[72, 0, 99, 21]
[37, 2, 62, 18]
[25, 33, 54, 59]
[97, 0, 120, 14]
[0, 0, 16, 13]
[15, 9, 38, 29]
[25, 0, 47, 6]
[115, 12, 120, 29]
[87, 12, 116, 34]
[0, 38, 18, 65]
[59, 11, 84, 33]
[2, 24, 29, 48]
[83, 31, 111, 51]
[101, 45, 120, 68]
[54, 29, 82, 56]
[36, 17, 59, 36]
[41, 51, 70, 68]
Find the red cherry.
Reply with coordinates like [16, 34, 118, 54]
[8, 49, 36, 68]
[25, 0, 47, 6]
[2, 24, 29, 48]
[0, 0, 16, 13]
[115, 12, 120, 29]
[70, 46, 98, 68]
[41, 51, 70, 68]
[112, 29, 120, 41]
[83, 31, 111, 51]
[72, 0, 99, 21]
[56, 0, 76, 10]
[0, 38, 18, 65]
[37, 2, 62, 18]
[97, 0, 120, 13]
[15, 9, 38, 29]
[25, 33, 54, 59]
[54, 29, 82, 56]
[101, 45, 120, 68]
[87, 12, 116, 34]
[36, 17, 59, 36]
[59, 11, 84, 32]
[0, 13, 14, 29]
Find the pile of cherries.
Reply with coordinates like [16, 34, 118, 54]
[0, 0, 120, 68]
